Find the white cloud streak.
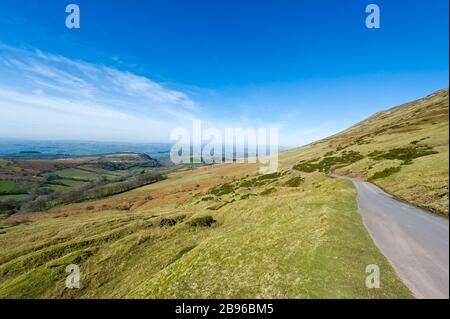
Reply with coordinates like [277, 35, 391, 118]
[0, 44, 198, 142]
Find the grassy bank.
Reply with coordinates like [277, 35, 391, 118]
[0, 165, 411, 298]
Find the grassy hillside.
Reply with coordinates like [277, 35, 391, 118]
[2, 89, 445, 298]
[0, 164, 411, 298]
[283, 88, 449, 215]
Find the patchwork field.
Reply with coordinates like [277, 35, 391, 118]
[0, 153, 165, 214]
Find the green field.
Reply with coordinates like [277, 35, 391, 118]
[54, 179, 84, 187]
[45, 184, 70, 192]
[0, 194, 30, 202]
[50, 168, 103, 181]
[0, 181, 15, 193]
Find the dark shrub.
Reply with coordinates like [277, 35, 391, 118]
[294, 151, 364, 173]
[369, 166, 401, 181]
[256, 172, 281, 181]
[284, 176, 305, 187]
[188, 216, 216, 227]
[369, 146, 438, 165]
[0, 198, 22, 214]
[239, 180, 254, 188]
[209, 183, 234, 196]
[160, 218, 177, 227]
[160, 215, 186, 227]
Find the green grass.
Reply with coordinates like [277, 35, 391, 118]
[45, 184, 70, 192]
[0, 180, 37, 197]
[0, 173, 411, 298]
[51, 168, 102, 181]
[127, 175, 410, 298]
[56, 179, 84, 187]
[0, 194, 30, 202]
[0, 181, 15, 193]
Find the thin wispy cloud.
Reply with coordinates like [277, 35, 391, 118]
[0, 44, 199, 142]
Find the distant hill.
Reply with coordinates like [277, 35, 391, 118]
[0, 141, 172, 159]
[283, 88, 449, 215]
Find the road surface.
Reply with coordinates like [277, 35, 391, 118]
[331, 174, 449, 299]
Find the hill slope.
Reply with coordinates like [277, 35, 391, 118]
[2, 89, 447, 298]
[0, 166, 411, 298]
[283, 88, 449, 215]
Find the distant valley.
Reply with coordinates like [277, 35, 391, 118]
[0, 141, 172, 159]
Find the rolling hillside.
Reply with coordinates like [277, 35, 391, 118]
[0, 89, 448, 298]
[283, 88, 449, 215]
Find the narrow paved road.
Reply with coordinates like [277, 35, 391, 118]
[331, 175, 449, 299]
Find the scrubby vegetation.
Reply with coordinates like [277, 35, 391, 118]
[237, 172, 281, 188]
[256, 172, 282, 181]
[284, 176, 305, 187]
[187, 216, 216, 227]
[369, 145, 438, 165]
[294, 150, 364, 173]
[160, 215, 186, 227]
[209, 183, 234, 196]
[369, 167, 401, 181]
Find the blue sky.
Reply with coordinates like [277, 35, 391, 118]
[0, 0, 448, 146]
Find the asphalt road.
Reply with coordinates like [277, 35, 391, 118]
[331, 174, 449, 299]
